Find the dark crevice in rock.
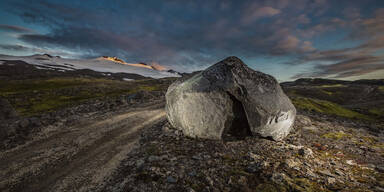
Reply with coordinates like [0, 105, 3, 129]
[223, 92, 252, 140]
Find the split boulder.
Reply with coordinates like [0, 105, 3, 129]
[165, 56, 296, 140]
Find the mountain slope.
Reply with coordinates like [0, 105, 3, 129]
[0, 54, 180, 79]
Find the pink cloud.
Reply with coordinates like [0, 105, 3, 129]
[242, 6, 281, 24]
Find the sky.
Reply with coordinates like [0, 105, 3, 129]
[0, 0, 383, 81]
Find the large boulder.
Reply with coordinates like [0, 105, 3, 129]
[165, 56, 296, 141]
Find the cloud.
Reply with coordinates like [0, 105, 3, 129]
[0, 44, 30, 51]
[1, 0, 382, 79]
[242, 6, 281, 24]
[0, 43, 81, 57]
[300, 41, 316, 52]
[271, 34, 316, 55]
[342, 7, 361, 19]
[0, 24, 34, 33]
[296, 14, 311, 24]
[273, 35, 300, 53]
[292, 56, 384, 79]
[290, 6, 384, 79]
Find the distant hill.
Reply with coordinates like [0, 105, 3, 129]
[0, 54, 181, 79]
[281, 78, 384, 122]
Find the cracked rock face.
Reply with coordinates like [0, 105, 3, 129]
[165, 56, 296, 140]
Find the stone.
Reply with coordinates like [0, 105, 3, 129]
[346, 160, 357, 166]
[327, 177, 336, 184]
[165, 56, 296, 141]
[285, 159, 299, 168]
[246, 163, 260, 173]
[0, 97, 18, 120]
[166, 176, 177, 183]
[249, 152, 261, 161]
[148, 155, 160, 162]
[188, 170, 197, 177]
[136, 159, 145, 169]
[298, 148, 314, 158]
[318, 170, 335, 177]
[19, 119, 30, 129]
[295, 115, 312, 126]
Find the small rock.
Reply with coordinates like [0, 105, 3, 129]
[285, 159, 299, 168]
[206, 176, 214, 186]
[186, 188, 196, 192]
[376, 165, 384, 173]
[335, 151, 344, 158]
[238, 176, 247, 186]
[327, 177, 336, 184]
[271, 173, 290, 185]
[302, 125, 318, 131]
[19, 119, 30, 129]
[246, 164, 260, 173]
[148, 155, 160, 162]
[249, 152, 261, 161]
[160, 154, 169, 160]
[136, 159, 145, 169]
[167, 176, 177, 183]
[313, 143, 327, 151]
[318, 170, 335, 177]
[346, 160, 357, 166]
[335, 169, 345, 176]
[29, 117, 41, 127]
[306, 169, 317, 178]
[286, 144, 303, 150]
[298, 148, 314, 158]
[188, 170, 197, 177]
[192, 155, 202, 160]
[296, 115, 312, 126]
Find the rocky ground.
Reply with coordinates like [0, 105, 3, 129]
[95, 110, 384, 192]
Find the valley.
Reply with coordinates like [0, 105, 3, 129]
[0, 58, 383, 192]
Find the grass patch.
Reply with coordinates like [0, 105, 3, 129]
[0, 77, 167, 116]
[292, 97, 372, 120]
[322, 131, 352, 140]
[321, 90, 333, 95]
[369, 107, 384, 117]
[320, 84, 344, 88]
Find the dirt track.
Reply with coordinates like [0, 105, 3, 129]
[0, 104, 166, 192]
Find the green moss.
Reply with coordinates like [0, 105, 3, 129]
[362, 136, 378, 144]
[322, 131, 352, 140]
[292, 97, 372, 120]
[278, 175, 328, 192]
[350, 166, 381, 185]
[291, 178, 326, 192]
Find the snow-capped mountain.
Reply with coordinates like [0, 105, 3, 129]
[0, 54, 181, 79]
